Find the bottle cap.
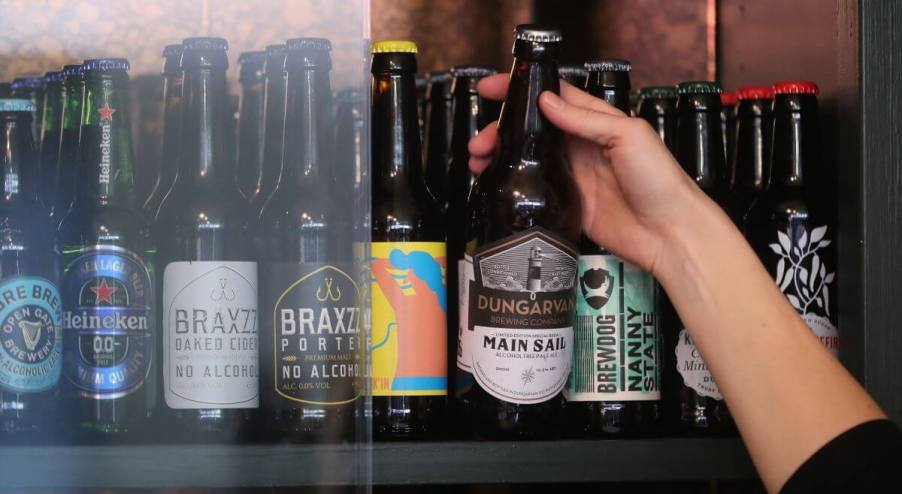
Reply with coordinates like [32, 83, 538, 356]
[514, 24, 562, 43]
[677, 81, 721, 95]
[287, 37, 332, 52]
[720, 91, 739, 106]
[0, 98, 35, 112]
[738, 86, 774, 100]
[428, 71, 452, 83]
[640, 86, 677, 99]
[43, 71, 64, 83]
[62, 64, 84, 78]
[10, 76, 43, 89]
[182, 37, 229, 52]
[265, 44, 287, 57]
[773, 81, 818, 95]
[452, 65, 497, 78]
[585, 59, 631, 72]
[238, 51, 266, 83]
[163, 44, 183, 59]
[83, 58, 130, 72]
[238, 51, 266, 65]
[372, 40, 418, 54]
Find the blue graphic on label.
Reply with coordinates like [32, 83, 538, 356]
[0, 277, 63, 393]
[63, 246, 154, 399]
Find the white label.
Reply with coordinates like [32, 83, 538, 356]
[456, 256, 474, 372]
[674, 329, 722, 400]
[471, 325, 573, 405]
[804, 313, 839, 356]
[163, 261, 259, 409]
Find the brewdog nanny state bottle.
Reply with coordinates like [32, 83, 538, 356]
[447, 65, 497, 403]
[58, 59, 156, 442]
[666, 81, 738, 435]
[50, 64, 86, 224]
[462, 25, 581, 440]
[564, 59, 662, 437]
[258, 38, 362, 443]
[745, 82, 838, 354]
[371, 40, 447, 440]
[156, 38, 258, 442]
[0, 99, 62, 441]
[143, 44, 184, 218]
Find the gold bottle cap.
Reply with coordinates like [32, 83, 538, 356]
[372, 40, 418, 54]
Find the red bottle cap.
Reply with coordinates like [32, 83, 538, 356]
[773, 81, 818, 95]
[720, 91, 739, 106]
[738, 86, 774, 100]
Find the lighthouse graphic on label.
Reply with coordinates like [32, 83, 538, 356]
[527, 246, 543, 293]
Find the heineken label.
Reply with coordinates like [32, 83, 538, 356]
[163, 261, 258, 409]
[0, 277, 63, 393]
[565, 255, 660, 402]
[467, 228, 577, 405]
[63, 246, 154, 399]
[262, 263, 362, 408]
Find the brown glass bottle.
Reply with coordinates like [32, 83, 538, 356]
[463, 25, 581, 440]
[446, 65, 496, 412]
[637, 86, 677, 152]
[564, 60, 662, 437]
[733, 86, 774, 214]
[721, 91, 739, 178]
[143, 45, 183, 218]
[371, 41, 447, 440]
[745, 82, 837, 355]
[155, 38, 258, 443]
[557, 64, 588, 88]
[665, 81, 738, 435]
[423, 72, 453, 206]
[249, 44, 288, 211]
[236, 51, 266, 201]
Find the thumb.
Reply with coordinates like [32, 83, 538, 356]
[539, 91, 630, 147]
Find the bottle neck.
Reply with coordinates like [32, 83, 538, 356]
[41, 81, 64, 137]
[496, 54, 561, 170]
[62, 79, 85, 131]
[280, 66, 333, 187]
[638, 97, 676, 146]
[76, 72, 137, 207]
[734, 98, 771, 193]
[372, 69, 423, 181]
[177, 65, 235, 192]
[0, 114, 37, 206]
[586, 72, 630, 114]
[770, 94, 817, 192]
[676, 97, 726, 191]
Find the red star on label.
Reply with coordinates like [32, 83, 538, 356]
[90, 279, 118, 305]
[97, 104, 116, 121]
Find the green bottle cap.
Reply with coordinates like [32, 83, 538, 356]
[677, 81, 722, 95]
[641, 86, 678, 99]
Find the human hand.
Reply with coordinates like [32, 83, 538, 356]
[468, 75, 711, 276]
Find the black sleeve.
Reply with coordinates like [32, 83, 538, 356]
[780, 419, 902, 493]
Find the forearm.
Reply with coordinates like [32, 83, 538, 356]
[655, 190, 885, 493]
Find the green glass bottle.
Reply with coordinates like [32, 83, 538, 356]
[38, 71, 65, 213]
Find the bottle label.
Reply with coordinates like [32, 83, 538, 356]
[0, 277, 63, 393]
[467, 228, 577, 405]
[63, 246, 154, 399]
[456, 255, 474, 372]
[163, 261, 259, 409]
[261, 263, 362, 407]
[675, 329, 722, 400]
[769, 225, 838, 354]
[370, 242, 447, 396]
[564, 255, 660, 402]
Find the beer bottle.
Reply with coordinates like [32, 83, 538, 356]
[156, 38, 258, 442]
[236, 51, 266, 201]
[629, 89, 641, 116]
[446, 65, 496, 406]
[745, 82, 837, 354]
[557, 64, 588, 88]
[38, 71, 65, 212]
[335, 89, 364, 204]
[257, 38, 361, 443]
[0, 99, 62, 441]
[721, 90, 739, 174]
[733, 86, 774, 213]
[58, 58, 156, 441]
[666, 81, 738, 434]
[51, 64, 86, 223]
[637, 86, 677, 152]
[423, 71, 453, 207]
[563, 59, 662, 437]
[463, 25, 581, 440]
[250, 44, 287, 211]
[415, 73, 427, 142]
[371, 40, 447, 439]
[143, 45, 184, 218]
[11, 76, 44, 147]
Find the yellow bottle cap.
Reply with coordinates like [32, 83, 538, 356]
[372, 40, 418, 54]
